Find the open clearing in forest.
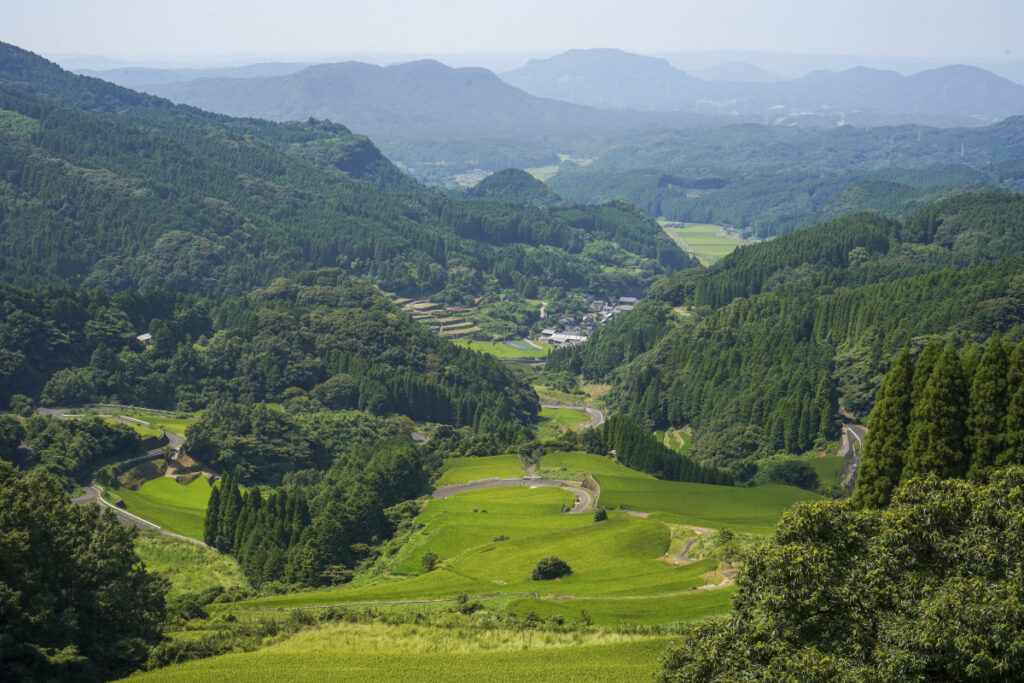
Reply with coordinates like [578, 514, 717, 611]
[662, 222, 745, 265]
[655, 428, 692, 456]
[112, 476, 211, 540]
[217, 450, 815, 627]
[802, 454, 845, 487]
[124, 622, 674, 682]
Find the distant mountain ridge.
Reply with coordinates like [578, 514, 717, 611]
[110, 57, 714, 144]
[502, 49, 1024, 127]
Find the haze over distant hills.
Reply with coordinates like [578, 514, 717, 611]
[503, 49, 1024, 126]
[80, 47, 1024, 185]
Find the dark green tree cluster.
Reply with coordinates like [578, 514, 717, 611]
[202, 437, 426, 587]
[659, 467, 1024, 681]
[854, 332, 1024, 507]
[203, 473, 310, 587]
[19, 415, 140, 485]
[0, 414, 24, 462]
[602, 414, 732, 485]
[0, 460, 167, 681]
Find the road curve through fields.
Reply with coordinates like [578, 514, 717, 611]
[432, 477, 594, 514]
[540, 403, 605, 429]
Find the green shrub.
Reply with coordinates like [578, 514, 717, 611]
[531, 556, 572, 580]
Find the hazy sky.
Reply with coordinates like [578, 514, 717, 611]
[4, 0, 1023, 62]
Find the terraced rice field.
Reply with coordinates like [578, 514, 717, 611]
[662, 222, 746, 266]
[598, 476, 820, 536]
[453, 339, 552, 358]
[110, 476, 212, 540]
[436, 454, 525, 485]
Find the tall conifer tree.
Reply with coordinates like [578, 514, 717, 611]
[903, 344, 969, 480]
[910, 339, 943, 405]
[999, 341, 1024, 466]
[203, 481, 220, 546]
[966, 331, 1009, 480]
[854, 347, 913, 507]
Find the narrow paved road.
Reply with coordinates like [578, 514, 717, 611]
[540, 403, 605, 429]
[839, 423, 867, 489]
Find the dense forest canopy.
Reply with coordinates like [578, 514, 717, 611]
[0, 269, 539, 444]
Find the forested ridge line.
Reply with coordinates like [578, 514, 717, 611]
[547, 192, 1024, 480]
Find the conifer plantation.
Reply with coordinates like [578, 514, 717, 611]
[854, 332, 1023, 504]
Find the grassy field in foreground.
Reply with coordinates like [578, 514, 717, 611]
[127, 622, 674, 682]
[666, 223, 743, 265]
[112, 476, 211, 540]
[453, 339, 551, 358]
[436, 454, 524, 486]
[598, 475, 821, 536]
[508, 585, 735, 626]
[134, 533, 248, 599]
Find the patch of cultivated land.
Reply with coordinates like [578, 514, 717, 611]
[393, 486, 589, 575]
[661, 222, 745, 266]
[124, 622, 674, 682]
[119, 408, 197, 436]
[655, 428, 692, 455]
[802, 454, 845, 487]
[535, 407, 590, 439]
[598, 476, 820, 536]
[540, 450, 650, 481]
[436, 454, 525, 486]
[453, 339, 552, 358]
[111, 476, 212, 540]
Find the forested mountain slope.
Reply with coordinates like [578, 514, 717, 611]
[548, 193, 1024, 477]
[0, 43, 691, 298]
[549, 118, 1024, 237]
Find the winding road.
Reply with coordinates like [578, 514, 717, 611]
[540, 403, 605, 429]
